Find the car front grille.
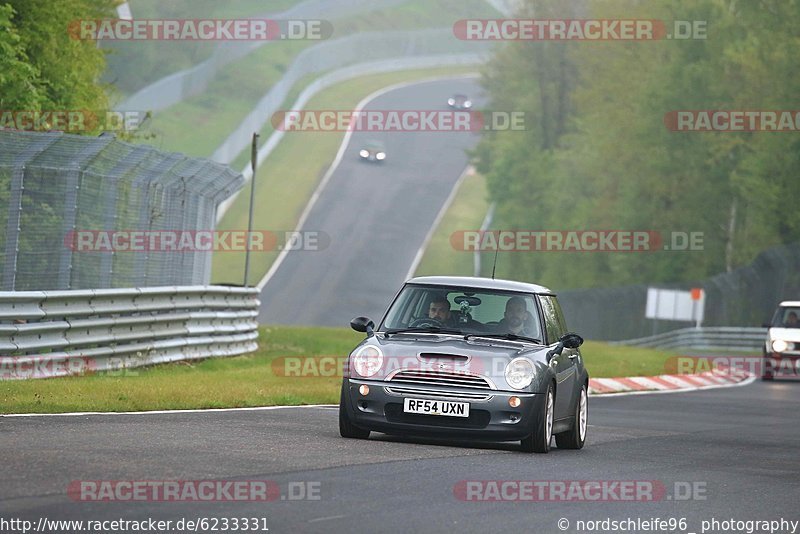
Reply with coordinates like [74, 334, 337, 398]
[388, 369, 493, 390]
[384, 385, 493, 402]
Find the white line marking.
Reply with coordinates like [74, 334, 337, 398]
[256, 74, 479, 291]
[308, 515, 347, 523]
[1, 404, 338, 418]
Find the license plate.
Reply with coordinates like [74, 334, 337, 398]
[403, 398, 470, 418]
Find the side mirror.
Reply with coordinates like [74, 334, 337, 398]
[350, 316, 375, 335]
[546, 342, 563, 364]
[560, 332, 584, 349]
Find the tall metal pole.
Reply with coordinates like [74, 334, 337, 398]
[243, 133, 259, 286]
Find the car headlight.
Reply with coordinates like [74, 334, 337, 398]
[772, 339, 789, 353]
[352, 345, 383, 377]
[359, 149, 369, 158]
[505, 357, 535, 390]
[447, 98, 455, 106]
[376, 152, 386, 160]
[464, 100, 472, 108]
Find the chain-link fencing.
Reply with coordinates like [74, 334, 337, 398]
[0, 130, 244, 290]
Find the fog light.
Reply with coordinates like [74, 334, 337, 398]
[359, 385, 370, 396]
[509, 396, 521, 408]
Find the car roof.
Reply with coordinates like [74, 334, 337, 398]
[779, 301, 800, 307]
[364, 140, 385, 148]
[406, 276, 554, 295]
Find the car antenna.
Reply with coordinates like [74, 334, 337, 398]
[491, 235, 499, 279]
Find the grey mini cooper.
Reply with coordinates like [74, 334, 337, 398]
[339, 276, 588, 453]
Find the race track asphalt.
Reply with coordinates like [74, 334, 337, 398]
[2, 379, 798, 533]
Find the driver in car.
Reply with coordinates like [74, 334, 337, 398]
[428, 296, 455, 326]
[498, 296, 536, 337]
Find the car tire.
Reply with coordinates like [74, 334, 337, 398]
[339, 383, 370, 439]
[555, 383, 588, 450]
[761, 353, 774, 380]
[521, 382, 554, 453]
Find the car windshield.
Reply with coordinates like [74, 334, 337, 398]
[773, 307, 800, 328]
[379, 284, 543, 342]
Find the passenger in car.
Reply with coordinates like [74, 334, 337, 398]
[497, 296, 536, 337]
[785, 311, 799, 327]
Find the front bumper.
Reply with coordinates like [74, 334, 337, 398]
[764, 352, 800, 377]
[343, 378, 545, 441]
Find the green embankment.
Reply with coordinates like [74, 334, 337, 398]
[1, 326, 683, 414]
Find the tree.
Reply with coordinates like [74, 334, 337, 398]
[0, 3, 40, 110]
[475, 0, 800, 289]
[1, 0, 116, 119]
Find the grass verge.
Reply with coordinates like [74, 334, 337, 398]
[1, 326, 685, 414]
[413, 169, 490, 277]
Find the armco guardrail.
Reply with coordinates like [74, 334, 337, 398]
[612, 327, 767, 352]
[0, 286, 259, 379]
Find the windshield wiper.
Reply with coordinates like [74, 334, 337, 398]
[384, 327, 464, 336]
[464, 333, 542, 344]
